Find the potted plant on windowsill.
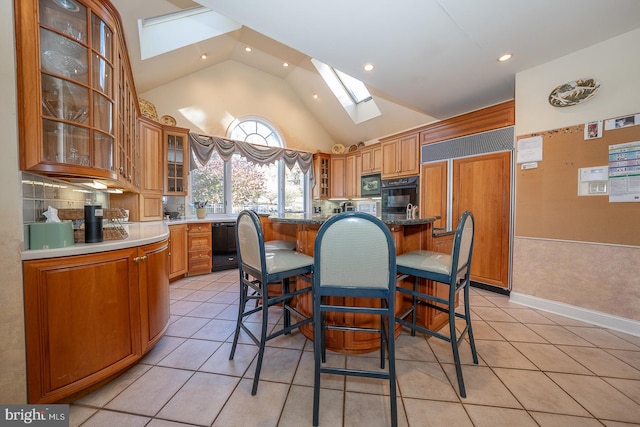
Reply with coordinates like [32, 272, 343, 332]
[194, 200, 209, 219]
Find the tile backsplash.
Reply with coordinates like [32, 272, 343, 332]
[22, 172, 108, 225]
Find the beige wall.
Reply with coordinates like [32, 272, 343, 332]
[513, 29, 640, 324]
[141, 60, 336, 153]
[1, 0, 28, 403]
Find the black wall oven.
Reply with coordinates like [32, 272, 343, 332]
[381, 176, 418, 219]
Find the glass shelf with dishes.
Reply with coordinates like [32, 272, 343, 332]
[17, 0, 118, 180]
[164, 129, 189, 195]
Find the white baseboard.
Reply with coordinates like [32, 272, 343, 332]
[509, 292, 640, 338]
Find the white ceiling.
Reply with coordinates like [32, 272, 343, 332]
[111, 0, 640, 144]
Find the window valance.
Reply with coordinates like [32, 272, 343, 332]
[188, 132, 314, 180]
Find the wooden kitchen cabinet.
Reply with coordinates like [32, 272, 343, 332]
[345, 151, 362, 198]
[164, 126, 189, 195]
[360, 143, 382, 174]
[312, 152, 331, 199]
[187, 222, 212, 276]
[139, 240, 170, 352]
[381, 133, 419, 178]
[138, 117, 164, 220]
[421, 161, 448, 229]
[168, 224, 188, 280]
[452, 151, 511, 289]
[23, 239, 169, 403]
[15, 0, 132, 182]
[112, 118, 163, 221]
[330, 155, 346, 198]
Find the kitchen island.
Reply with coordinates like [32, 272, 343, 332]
[265, 213, 452, 354]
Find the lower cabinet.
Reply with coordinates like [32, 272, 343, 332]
[168, 224, 188, 280]
[187, 222, 212, 276]
[23, 240, 169, 404]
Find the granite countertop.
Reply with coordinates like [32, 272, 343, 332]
[268, 213, 438, 226]
[163, 214, 238, 224]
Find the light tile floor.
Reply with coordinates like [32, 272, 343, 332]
[70, 270, 640, 426]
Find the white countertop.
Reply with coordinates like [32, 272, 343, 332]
[22, 215, 241, 261]
[22, 221, 170, 261]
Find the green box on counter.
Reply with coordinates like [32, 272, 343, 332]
[29, 221, 75, 249]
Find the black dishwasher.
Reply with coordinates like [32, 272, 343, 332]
[211, 222, 238, 271]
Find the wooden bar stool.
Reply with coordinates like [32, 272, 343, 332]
[395, 210, 478, 397]
[312, 212, 398, 427]
[229, 210, 314, 395]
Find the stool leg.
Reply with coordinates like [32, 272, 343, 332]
[449, 299, 466, 398]
[251, 279, 269, 395]
[230, 273, 248, 360]
[463, 282, 479, 364]
[283, 278, 291, 332]
[410, 276, 418, 336]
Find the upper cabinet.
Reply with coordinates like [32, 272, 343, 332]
[15, 0, 135, 184]
[163, 126, 189, 196]
[344, 152, 361, 199]
[137, 117, 163, 221]
[360, 143, 382, 175]
[312, 152, 330, 199]
[330, 155, 346, 199]
[380, 133, 419, 179]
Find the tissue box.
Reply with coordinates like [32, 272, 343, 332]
[29, 221, 75, 249]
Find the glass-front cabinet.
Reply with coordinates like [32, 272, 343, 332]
[16, 0, 120, 181]
[163, 127, 189, 195]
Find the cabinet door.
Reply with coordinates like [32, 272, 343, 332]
[139, 240, 170, 351]
[164, 127, 189, 195]
[169, 224, 188, 279]
[139, 118, 163, 194]
[16, 0, 118, 180]
[23, 248, 141, 403]
[370, 144, 382, 173]
[381, 140, 398, 177]
[313, 153, 330, 199]
[138, 117, 163, 221]
[360, 145, 381, 174]
[453, 151, 511, 289]
[345, 153, 361, 198]
[330, 156, 346, 198]
[421, 161, 448, 229]
[398, 134, 419, 176]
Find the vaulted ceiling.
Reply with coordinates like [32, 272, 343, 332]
[111, 0, 640, 144]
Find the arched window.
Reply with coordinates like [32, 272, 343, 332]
[190, 117, 308, 215]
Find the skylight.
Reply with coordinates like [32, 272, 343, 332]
[333, 68, 372, 104]
[138, 7, 241, 60]
[311, 58, 381, 124]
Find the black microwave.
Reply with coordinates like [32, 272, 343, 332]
[361, 173, 382, 197]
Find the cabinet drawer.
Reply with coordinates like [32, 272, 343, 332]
[188, 234, 211, 250]
[188, 251, 212, 271]
[188, 223, 210, 233]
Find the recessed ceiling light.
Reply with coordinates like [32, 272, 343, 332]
[283, 62, 289, 67]
[498, 53, 512, 62]
[245, 47, 252, 52]
[200, 53, 207, 60]
[313, 93, 319, 99]
[363, 63, 374, 71]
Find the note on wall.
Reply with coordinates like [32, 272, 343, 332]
[608, 140, 640, 202]
[516, 135, 543, 164]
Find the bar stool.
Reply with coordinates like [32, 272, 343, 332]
[395, 210, 478, 397]
[312, 212, 397, 427]
[229, 210, 314, 395]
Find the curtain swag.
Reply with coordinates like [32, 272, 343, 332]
[188, 132, 315, 182]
